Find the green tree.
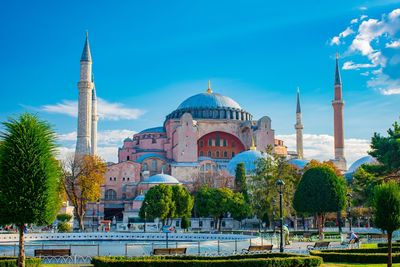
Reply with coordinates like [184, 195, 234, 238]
[250, 151, 300, 229]
[230, 192, 251, 226]
[370, 121, 400, 177]
[0, 114, 61, 267]
[140, 184, 174, 225]
[235, 163, 248, 200]
[62, 154, 106, 230]
[293, 166, 346, 239]
[181, 216, 190, 231]
[172, 185, 194, 220]
[372, 181, 400, 267]
[352, 166, 380, 207]
[194, 186, 212, 218]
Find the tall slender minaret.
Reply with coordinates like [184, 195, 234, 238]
[332, 53, 347, 171]
[91, 74, 98, 156]
[76, 32, 93, 155]
[295, 88, 304, 159]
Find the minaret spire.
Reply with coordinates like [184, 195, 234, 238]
[76, 32, 93, 155]
[295, 88, 304, 159]
[91, 73, 98, 156]
[332, 54, 346, 171]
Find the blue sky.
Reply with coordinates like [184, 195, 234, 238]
[1, 0, 399, 164]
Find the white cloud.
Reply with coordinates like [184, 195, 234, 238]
[367, 72, 400, 95]
[41, 98, 145, 120]
[331, 8, 400, 95]
[330, 27, 355, 46]
[386, 40, 400, 48]
[342, 61, 375, 70]
[277, 134, 371, 167]
[56, 129, 137, 163]
[330, 36, 341, 46]
[359, 6, 368, 11]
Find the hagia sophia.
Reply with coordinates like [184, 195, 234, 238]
[75, 34, 371, 227]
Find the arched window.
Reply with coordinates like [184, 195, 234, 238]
[199, 140, 204, 147]
[200, 151, 204, 157]
[105, 189, 117, 200]
[231, 152, 235, 157]
[208, 151, 212, 157]
[151, 160, 157, 171]
[216, 151, 220, 158]
[126, 156, 130, 161]
[224, 151, 228, 158]
[223, 139, 227, 147]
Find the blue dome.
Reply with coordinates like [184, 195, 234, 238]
[288, 158, 310, 169]
[135, 153, 167, 163]
[134, 194, 145, 201]
[139, 127, 165, 134]
[178, 93, 242, 110]
[227, 150, 268, 175]
[347, 155, 378, 173]
[142, 173, 180, 184]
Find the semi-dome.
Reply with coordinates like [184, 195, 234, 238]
[227, 149, 268, 176]
[288, 158, 310, 169]
[139, 126, 165, 134]
[178, 92, 242, 110]
[142, 173, 180, 184]
[134, 194, 145, 201]
[347, 155, 378, 174]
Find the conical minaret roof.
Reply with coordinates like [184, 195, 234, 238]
[296, 88, 301, 113]
[81, 32, 92, 62]
[335, 53, 341, 85]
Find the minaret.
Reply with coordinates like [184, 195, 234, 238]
[332, 53, 347, 171]
[91, 74, 98, 156]
[295, 88, 304, 159]
[76, 32, 93, 155]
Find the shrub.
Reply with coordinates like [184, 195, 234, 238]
[310, 248, 400, 263]
[378, 243, 400, 248]
[57, 221, 72, 233]
[92, 253, 322, 267]
[0, 257, 41, 267]
[56, 213, 72, 222]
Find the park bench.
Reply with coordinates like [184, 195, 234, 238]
[152, 247, 187, 255]
[368, 234, 387, 241]
[307, 241, 330, 250]
[242, 245, 273, 254]
[34, 249, 71, 257]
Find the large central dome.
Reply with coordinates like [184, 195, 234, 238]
[166, 83, 252, 122]
[178, 92, 242, 110]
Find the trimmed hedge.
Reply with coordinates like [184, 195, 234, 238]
[0, 257, 41, 267]
[310, 248, 400, 264]
[377, 242, 400, 247]
[92, 253, 322, 267]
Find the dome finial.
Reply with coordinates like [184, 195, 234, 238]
[207, 80, 212, 94]
[250, 135, 257, 151]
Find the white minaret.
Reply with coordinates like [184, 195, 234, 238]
[76, 32, 93, 155]
[295, 88, 304, 159]
[91, 74, 98, 156]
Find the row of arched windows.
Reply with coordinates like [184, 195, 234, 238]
[199, 151, 235, 158]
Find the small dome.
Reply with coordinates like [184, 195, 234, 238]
[124, 137, 132, 142]
[134, 194, 145, 201]
[227, 150, 268, 176]
[142, 173, 180, 184]
[288, 158, 310, 169]
[139, 127, 165, 134]
[347, 155, 378, 173]
[177, 92, 242, 110]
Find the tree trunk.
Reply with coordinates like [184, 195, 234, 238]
[337, 211, 342, 234]
[317, 213, 324, 240]
[77, 214, 85, 230]
[18, 224, 25, 267]
[388, 231, 393, 267]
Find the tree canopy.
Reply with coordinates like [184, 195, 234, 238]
[0, 113, 62, 267]
[372, 181, 400, 267]
[62, 154, 106, 230]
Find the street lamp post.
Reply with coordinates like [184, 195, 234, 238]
[144, 200, 148, 233]
[346, 193, 352, 232]
[276, 179, 285, 253]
